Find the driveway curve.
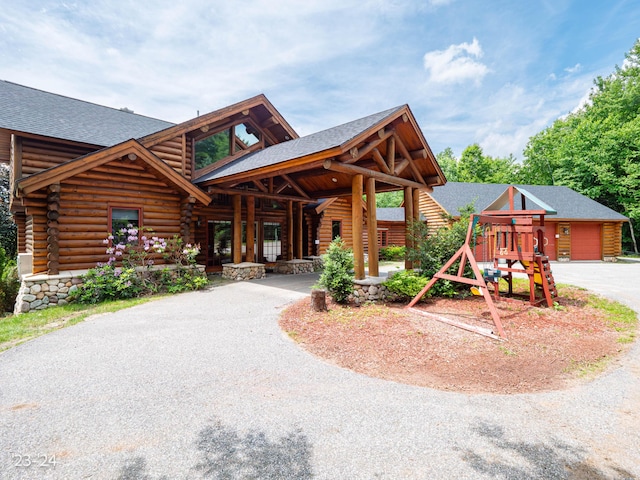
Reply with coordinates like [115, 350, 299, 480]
[1, 263, 639, 479]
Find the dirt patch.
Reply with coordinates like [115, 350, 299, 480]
[279, 287, 636, 394]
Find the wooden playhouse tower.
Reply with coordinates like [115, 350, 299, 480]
[407, 186, 559, 339]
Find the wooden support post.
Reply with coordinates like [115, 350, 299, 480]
[366, 177, 379, 277]
[46, 184, 61, 275]
[404, 186, 414, 270]
[233, 194, 242, 264]
[246, 195, 255, 263]
[180, 196, 196, 243]
[387, 135, 396, 175]
[287, 200, 294, 260]
[296, 201, 304, 259]
[352, 174, 365, 279]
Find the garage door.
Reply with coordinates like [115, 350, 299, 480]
[542, 223, 557, 260]
[571, 223, 601, 260]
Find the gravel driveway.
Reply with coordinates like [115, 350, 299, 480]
[1, 263, 639, 479]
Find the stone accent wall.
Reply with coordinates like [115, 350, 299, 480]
[222, 262, 267, 281]
[303, 256, 324, 271]
[350, 276, 397, 305]
[274, 259, 314, 274]
[15, 271, 84, 314]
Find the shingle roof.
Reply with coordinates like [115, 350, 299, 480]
[430, 182, 628, 221]
[195, 106, 405, 182]
[0, 80, 174, 146]
[377, 207, 405, 222]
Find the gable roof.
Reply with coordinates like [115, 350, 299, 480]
[16, 139, 210, 205]
[484, 185, 557, 215]
[140, 93, 298, 149]
[428, 182, 628, 221]
[0, 80, 174, 147]
[195, 106, 405, 183]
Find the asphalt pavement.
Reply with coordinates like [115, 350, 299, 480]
[0, 262, 639, 479]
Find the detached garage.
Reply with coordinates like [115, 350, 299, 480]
[419, 182, 629, 261]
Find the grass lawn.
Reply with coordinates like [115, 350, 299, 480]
[0, 297, 161, 353]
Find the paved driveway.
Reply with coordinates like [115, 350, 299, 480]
[1, 263, 639, 479]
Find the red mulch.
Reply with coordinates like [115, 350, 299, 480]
[279, 287, 633, 394]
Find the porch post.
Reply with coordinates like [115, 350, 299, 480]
[366, 177, 379, 277]
[246, 195, 255, 263]
[352, 174, 365, 279]
[286, 200, 294, 260]
[296, 201, 304, 259]
[233, 194, 242, 264]
[47, 184, 61, 275]
[404, 186, 414, 270]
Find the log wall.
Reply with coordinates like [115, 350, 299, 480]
[148, 135, 192, 179]
[317, 197, 353, 254]
[603, 221, 623, 258]
[418, 191, 449, 233]
[25, 159, 185, 273]
[20, 138, 96, 177]
[0, 130, 10, 164]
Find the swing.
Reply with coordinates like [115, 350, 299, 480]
[482, 223, 502, 283]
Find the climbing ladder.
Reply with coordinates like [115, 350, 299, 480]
[534, 254, 558, 305]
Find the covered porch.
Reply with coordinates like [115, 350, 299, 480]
[193, 105, 446, 280]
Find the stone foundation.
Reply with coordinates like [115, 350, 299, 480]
[15, 264, 207, 314]
[15, 271, 85, 314]
[303, 256, 324, 271]
[222, 262, 267, 281]
[350, 276, 397, 305]
[274, 259, 314, 275]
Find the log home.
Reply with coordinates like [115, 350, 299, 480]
[1, 80, 446, 311]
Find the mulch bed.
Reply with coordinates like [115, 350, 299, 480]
[279, 287, 633, 394]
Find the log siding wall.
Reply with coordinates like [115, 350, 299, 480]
[25, 159, 186, 273]
[0, 130, 10, 164]
[418, 192, 449, 233]
[603, 221, 623, 258]
[148, 135, 192, 179]
[20, 138, 96, 177]
[317, 198, 353, 254]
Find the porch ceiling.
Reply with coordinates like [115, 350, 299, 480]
[195, 105, 446, 202]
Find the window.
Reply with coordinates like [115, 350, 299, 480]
[195, 130, 231, 170]
[110, 207, 140, 244]
[378, 229, 388, 247]
[263, 222, 282, 262]
[332, 220, 342, 240]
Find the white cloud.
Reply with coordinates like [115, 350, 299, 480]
[564, 63, 582, 73]
[423, 38, 489, 85]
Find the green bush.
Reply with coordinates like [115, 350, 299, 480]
[383, 270, 428, 302]
[379, 245, 405, 261]
[76, 227, 208, 304]
[318, 237, 354, 303]
[406, 202, 478, 298]
[0, 247, 19, 313]
[76, 265, 142, 304]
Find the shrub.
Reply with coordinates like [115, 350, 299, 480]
[77, 227, 208, 304]
[379, 245, 405, 261]
[318, 237, 354, 303]
[76, 265, 142, 304]
[0, 247, 19, 313]
[406, 202, 478, 298]
[383, 270, 428, 302]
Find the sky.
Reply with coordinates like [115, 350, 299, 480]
[0, 1, 638, 160]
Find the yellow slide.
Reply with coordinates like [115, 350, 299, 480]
[520, 260, 543, 285]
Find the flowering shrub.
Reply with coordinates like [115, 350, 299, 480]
[76, 226, 207, 303]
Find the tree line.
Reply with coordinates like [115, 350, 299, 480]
[378, 39, 640, 250]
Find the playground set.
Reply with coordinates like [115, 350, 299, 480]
[406, 186, 558, 339]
